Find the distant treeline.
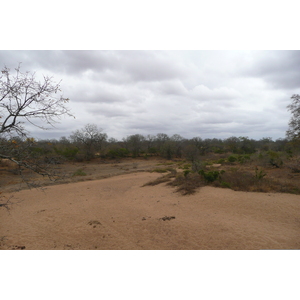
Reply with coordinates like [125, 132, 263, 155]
[1, 124, 298, 163]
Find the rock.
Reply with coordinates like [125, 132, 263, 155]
[212, 164, 222, 167]
[88, 220, 102, 226]
[159, 216, 176, 221]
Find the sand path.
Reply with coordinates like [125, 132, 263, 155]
[1, 172, 299, 250]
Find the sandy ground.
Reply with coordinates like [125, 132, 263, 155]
[1, 172, 300, 250]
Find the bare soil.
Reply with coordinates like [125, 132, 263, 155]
[0, 157, 160, 193]
[1, 157, 300, 250]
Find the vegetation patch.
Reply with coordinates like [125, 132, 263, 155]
[227, 155, 237, 163]
[142, 171, 177, 186]
[156, 162, 175, 166]
[151, 167, 175, 173]
[179, 163, 191, 170]
[167, 172, 205, 195]
[72, 169, 87, 176]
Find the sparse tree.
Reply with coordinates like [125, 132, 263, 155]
[0, 65, 72, 139]
[145, 134, 157, 154]
[0, 64, 72, 178]
[183, 144, 200, 162]
[170, 134, 184, 158]
[70, 124, 107, 160]
[0, 64, 73, 208]
[154, 133, 170, 153]
[286, 94, 300, 142]
[123, 134, 145, 157]
[190, 137, 209, 155]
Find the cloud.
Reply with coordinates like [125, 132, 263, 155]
[191, 85, 242, 102]
[0, 50, 298, 141]
[241, 51, 300, 90]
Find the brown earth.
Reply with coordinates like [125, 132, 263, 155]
[1, 159, 300, 250]
[0, 157, 160, 193]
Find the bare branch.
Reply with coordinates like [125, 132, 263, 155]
[0, 64, 73, 188]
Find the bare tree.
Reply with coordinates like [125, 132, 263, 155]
[0, 64, 72, 138]
[0, 64, 73, 199]
[70, 124, 107, 160]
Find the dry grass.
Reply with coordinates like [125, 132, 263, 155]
[142, 169, 177, 186]
[206, 167, 300, 194]
[151, 167, 174, 173]
[144, 157, 300, 195]
[167, 172, 205, 195]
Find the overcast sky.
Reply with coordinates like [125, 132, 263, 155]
[1, 50, 299, 141]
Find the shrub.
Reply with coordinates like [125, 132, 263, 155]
[237, 154, 251, 164]
[54, 146, 79, 160]
[267, 150, 283, 168]
[179, 163, 191, 170]
[73, 153, 85, 162]
[214, 148, 225, 154]
[148, 147, 158, 154]
[213, 169, 257, 191]
[227, 155, 237, 163]
[152, 168, 173, 173]
[254, 168, 266, 180]
[107, 148, 129, 159]
[191, 160, 205, 172]
[216, 158, 225, 164]
[199, 169, 224, 183]
[31, 146, 53, 156]
[220, 181, 231, 188]
[183, 170, 191, 177]
[72, 169, 87, 176]
[167, 172, 204, 195]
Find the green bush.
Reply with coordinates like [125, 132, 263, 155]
[148, 147, 158, 154]
[179, 163, 191, 170]
[267, 151, 283, 167]
[31, 146, 53, 156]
[183, 170, 191, 177]
[255, 168, 266, 180]
[107, 148, 129, 158]
[221, 181, 231, 188]
[216, 158, 225, 164]
[237, 154, 251, 164]
[199, 170, 225, 183]
[227, 155, 237, 163]
[54, 146, 79, 160]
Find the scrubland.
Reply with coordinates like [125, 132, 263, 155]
[1, 137, 300, 250]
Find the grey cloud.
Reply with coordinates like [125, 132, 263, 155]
[22, 50, 189, 84]
[191, 85, 242, 101]
[70, 86, 125, 104]
[87, 106, 128, 118]
[242, 51, 300, 90]
[0, 50, 118, 77]
[0, 50, 294, 141]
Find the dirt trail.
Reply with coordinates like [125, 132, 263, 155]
[1, 172, 300, 250]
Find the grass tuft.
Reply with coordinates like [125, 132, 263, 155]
[143, 169, 177, 186]
[72, 169, 87, 176]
